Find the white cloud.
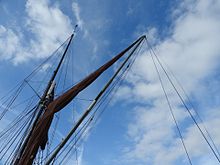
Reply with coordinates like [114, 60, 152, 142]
[72, 2, 89, 39]
[25, 0, 72, 57]
[116, 0, 220, 164]
[72, 2, 84, 29]
[0, 25, 20, 61]
[0, 0, 73, 64]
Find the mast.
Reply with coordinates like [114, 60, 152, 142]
[45, 35, 145, 164]
[17, 35, 145, 165]
[14, 27, 76, 164]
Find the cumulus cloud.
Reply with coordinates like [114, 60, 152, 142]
[0, 0, 72, 64]
[116, 0, 220, 164]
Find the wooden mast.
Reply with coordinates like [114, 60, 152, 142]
[13, 26, 77, 165]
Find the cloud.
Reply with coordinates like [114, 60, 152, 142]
[72, 2, 84, 29]
[71, 1, 104, 57]
[25, 0, 72, 57]
[0, 0, 73, 64]
[115, 0, 220, 164]
[0, 25, 21, 61]
[72, 2, 90, 39]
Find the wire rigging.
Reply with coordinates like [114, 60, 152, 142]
[44, 38, 144, 164]
[153, 54, 220, 158]
[146, 38, 220, 163]
[149, 46, 193, 165]
[59, 40, 145, 163]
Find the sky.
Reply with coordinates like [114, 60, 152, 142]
[0, 0, 220, 165]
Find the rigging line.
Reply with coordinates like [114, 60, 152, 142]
[69, 43, 79, 165]
[151, 50, 220, 158]
[74, 97, 94, 102]
[53, 70, 125, 163]
[46, 113, 60, 158]
[62, 45, 71, 91]
[77, 42, 144, 162]
[0, 82, 37, 123]
[91, 71, 126, 131]
[0, 114, 33, 144]
[64, 67, 130, 164]
[88, 67, 130, 125]
[5, 91, 40, 160]
[5, 115, 34, 165]
[0, 112, 33, 160]
[89, 38, 145, 130]
[0, 105, 37, 139]
[41, 149, 44, 165]
[16, 33, 76, 164]
[45, 36, 145, 165]
[24, 80, 41, 99]
[50, 115, 93, 163]
[91, 62, 130, 121]
[0, 105, 35, 149]
[94, 38, 145, 108]
[45, 41, 72, 157]
[53, 42, 69, 94]
[14, 106, 41, 163]
[60, 118, 93, 164]
[54, 58, 65, 92]
[55, 39, 143, 97]
[25, 36, 72, 82]
[145, 38, 220, 163]
[0, 82, 24, 102]
[58, 115, 94, 165]
[0, 37, 70, 116]
[2, 83, 25, 110]
[150, 50, 193, 165]
[11, 113, 39, 164]
[0, 83, 26, 120]
[90, 49, 142, 139]
[0, 95, 36, 138]
[36, 150, 41, 165]
[50, 42, 143, 164]
[42, 108, 93, 162]
[10, 94, 37, 109]
[92, 64, 127, 119]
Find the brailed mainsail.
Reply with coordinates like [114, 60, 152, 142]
[15, 35, 145, 165]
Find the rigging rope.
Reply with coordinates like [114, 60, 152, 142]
[0, 37, 70, 122]
[59, 40, 144, 163]
[152, 49, 220, 159]
[45, 44, 71, 158]
[149, 48, 193, 165]
[45, 38, 145, 164]
[69, 43, 80, 165]
[58, 46, 143, 163]
[1, 110, 33, 161]
[145, 38, 220, 163]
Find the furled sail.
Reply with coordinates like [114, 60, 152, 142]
[17, 36, 144, 165]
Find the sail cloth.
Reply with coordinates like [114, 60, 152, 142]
[17, 36, 144, 165]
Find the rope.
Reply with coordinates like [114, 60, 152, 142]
[154, 54, 220, 158]
[146, 38, 220, 163]
[58, 48, 142, 163]
[57, 40, 145, 163]
[150, 49, 193, 165]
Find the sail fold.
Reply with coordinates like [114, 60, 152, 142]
[17, 36, 144, 165]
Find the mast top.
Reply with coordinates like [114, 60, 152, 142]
[73, 24, 78, 34]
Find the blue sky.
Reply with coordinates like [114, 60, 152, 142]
[0, 0, 220, 165]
